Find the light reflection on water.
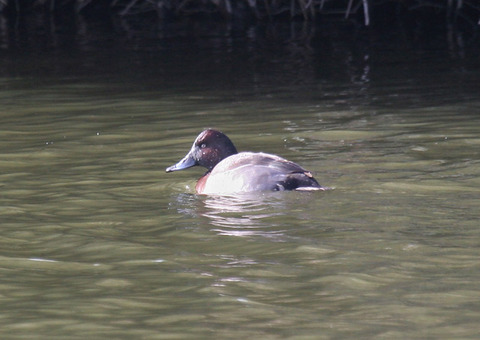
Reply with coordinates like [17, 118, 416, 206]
[198, 194, 283, 234]
[0, 22, 480, 339]
[169, 192, 328, 240]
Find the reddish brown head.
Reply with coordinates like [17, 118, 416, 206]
[166, 129, 238, 172]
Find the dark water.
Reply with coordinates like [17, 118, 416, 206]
[1, 18, 480, 339]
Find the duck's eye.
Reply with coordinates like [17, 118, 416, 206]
[200, 143, 207, 149]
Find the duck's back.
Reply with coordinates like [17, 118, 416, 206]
[200, 152, 322, 194]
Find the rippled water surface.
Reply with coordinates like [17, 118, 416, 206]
[1, 20, 480, 339]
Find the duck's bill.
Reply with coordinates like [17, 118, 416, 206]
[166, 153, 196, 172]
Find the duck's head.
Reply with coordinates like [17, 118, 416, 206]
[166, 129, 238, 172]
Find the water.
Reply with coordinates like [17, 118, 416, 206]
[1, 19, 480, 339]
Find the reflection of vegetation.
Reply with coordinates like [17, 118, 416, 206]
[1, 0, 479, 27]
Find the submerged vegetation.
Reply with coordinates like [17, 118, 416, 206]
[0, 0, 479, 28]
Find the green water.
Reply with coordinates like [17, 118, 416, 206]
[0, 21, 479, 339]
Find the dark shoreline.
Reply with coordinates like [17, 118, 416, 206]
[1, 0, 479, 28]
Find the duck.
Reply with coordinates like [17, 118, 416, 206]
[166, 129, 326, 195]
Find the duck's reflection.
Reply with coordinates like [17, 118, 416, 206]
[169, 192, 295, 240]
[202, 194, 287, 238]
